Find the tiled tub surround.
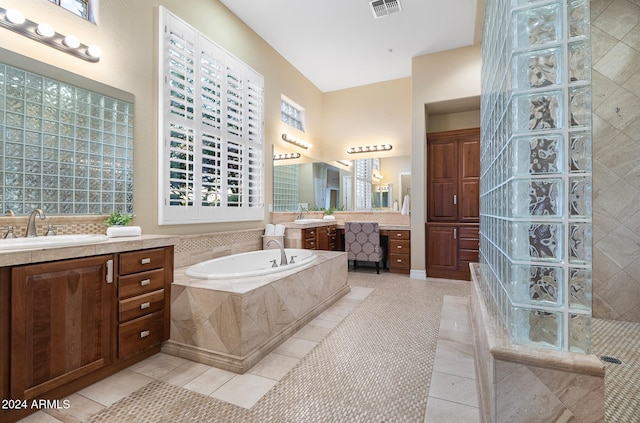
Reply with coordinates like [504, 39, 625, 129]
[164, 250, 349, 373]
[471, 264, 605, 423]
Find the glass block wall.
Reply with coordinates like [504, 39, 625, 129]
[479, 0, 592, 352]
[273, 164, 299, 211]
[0, 63, 134, 215]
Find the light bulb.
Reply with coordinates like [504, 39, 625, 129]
[63, 34, 80, 49]
[36, 23, 55, 38]
[5, 8, 25, 24]
[87, 45, 102, 58]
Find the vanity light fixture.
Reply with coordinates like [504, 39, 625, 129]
[0, 6, 101, 62]
[346, 144, 393, 154]
[273, 152, 301, 160]
[282, 133, 312, 150]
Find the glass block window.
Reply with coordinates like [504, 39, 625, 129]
[49, 0, 95, 22]
[158, 7, 264, 224]
[0, 62, 134, 215]
[281, 96, 305, 131]
[273, 164, 299, 211]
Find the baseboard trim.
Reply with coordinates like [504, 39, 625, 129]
[409, 269, 426, 280]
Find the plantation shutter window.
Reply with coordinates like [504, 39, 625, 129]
[158, 7, 264, 224]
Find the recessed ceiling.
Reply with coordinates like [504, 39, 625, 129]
[219, 0, 479, 92]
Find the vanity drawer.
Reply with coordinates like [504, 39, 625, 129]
[119, 289, 165, 322]
[119, 268, 165, 299]
[389, 230, 410, 240]
[390, 253, 411, 270]
[459, 249, 479, 262]
[390, 239, 410, 252]
[119, 248, 166, 275]
[118, 311, 164, 358]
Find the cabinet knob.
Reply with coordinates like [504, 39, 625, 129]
[140, 279, 151, 286]
[140, 302, 151, 310]
[140, 330, 150, 338]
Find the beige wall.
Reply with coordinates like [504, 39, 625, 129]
[410, 45, 482, 273]
[0, 1, 485, 277]
[427, 110, 480, 133]
[0, 0, 324, 235]
[321, 78, 412, 161]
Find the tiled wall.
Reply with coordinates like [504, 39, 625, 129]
[591, 0, 640, 322]
[479, 0, 593, 352]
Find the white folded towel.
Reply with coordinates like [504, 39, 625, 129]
[274, 224, 286, 236]
[401, 194, 410, 215]
[107, 225, 142, 238]
[265, 224, 276, 235]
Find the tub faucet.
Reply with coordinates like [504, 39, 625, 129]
[26, 208, 46, 237]
[266, 239, 288, 266]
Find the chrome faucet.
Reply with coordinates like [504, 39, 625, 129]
[296, 206, 306, 220]
[26, 208, 46, 237]
[266, 239, 288, 266]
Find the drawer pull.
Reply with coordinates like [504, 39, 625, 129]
[397, 233, 402, 237]
[141, 258, 151, 264]
[396, 259, 403, 263]
[140, 302, 151, 310]
[396, 245, 403, 249]
[140, 330, 150, 338]
[140, 279, 151, 287]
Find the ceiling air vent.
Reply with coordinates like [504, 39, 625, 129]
[369, 0, 402, 18]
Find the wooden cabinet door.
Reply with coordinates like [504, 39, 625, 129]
[459, 137, 480, 222]
[316, 226, 329, 250]
[426, 226, 457, 272]
[11, 255, 114, 400]
[428, 139, 458, 221]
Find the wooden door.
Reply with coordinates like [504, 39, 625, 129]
[459, 137, 480, 222]
[11, 255, 114, 400]
[428, 139, 458, 221]
[426, 226, 457, 272]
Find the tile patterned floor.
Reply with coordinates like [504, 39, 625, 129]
[17, 273, 478, 423]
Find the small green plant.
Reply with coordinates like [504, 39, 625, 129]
[105, 212, 134, 226]
[323, 206, 336, 216]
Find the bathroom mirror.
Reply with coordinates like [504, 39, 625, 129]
[272, 153, 410, 212]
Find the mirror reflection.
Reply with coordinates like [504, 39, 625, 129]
[273, 154, 410, 212]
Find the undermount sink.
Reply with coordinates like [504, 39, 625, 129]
[293, 218, 326, 224]
[0, 234, 109, 251]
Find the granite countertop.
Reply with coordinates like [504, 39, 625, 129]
[0, 234, 179, 267]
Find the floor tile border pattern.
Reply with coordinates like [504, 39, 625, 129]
[75, 273, 470, 423]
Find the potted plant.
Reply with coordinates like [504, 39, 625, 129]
[105, 211, 134, 226]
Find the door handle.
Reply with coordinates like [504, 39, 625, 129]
[106, 259, 113, 283]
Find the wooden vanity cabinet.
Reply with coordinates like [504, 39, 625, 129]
[10, 255, 115, 401]
[117, 248, 170, 359]
[389, 230, 411, 274]
[1, 245, 173, 423]
[300, 224, 337, 250]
